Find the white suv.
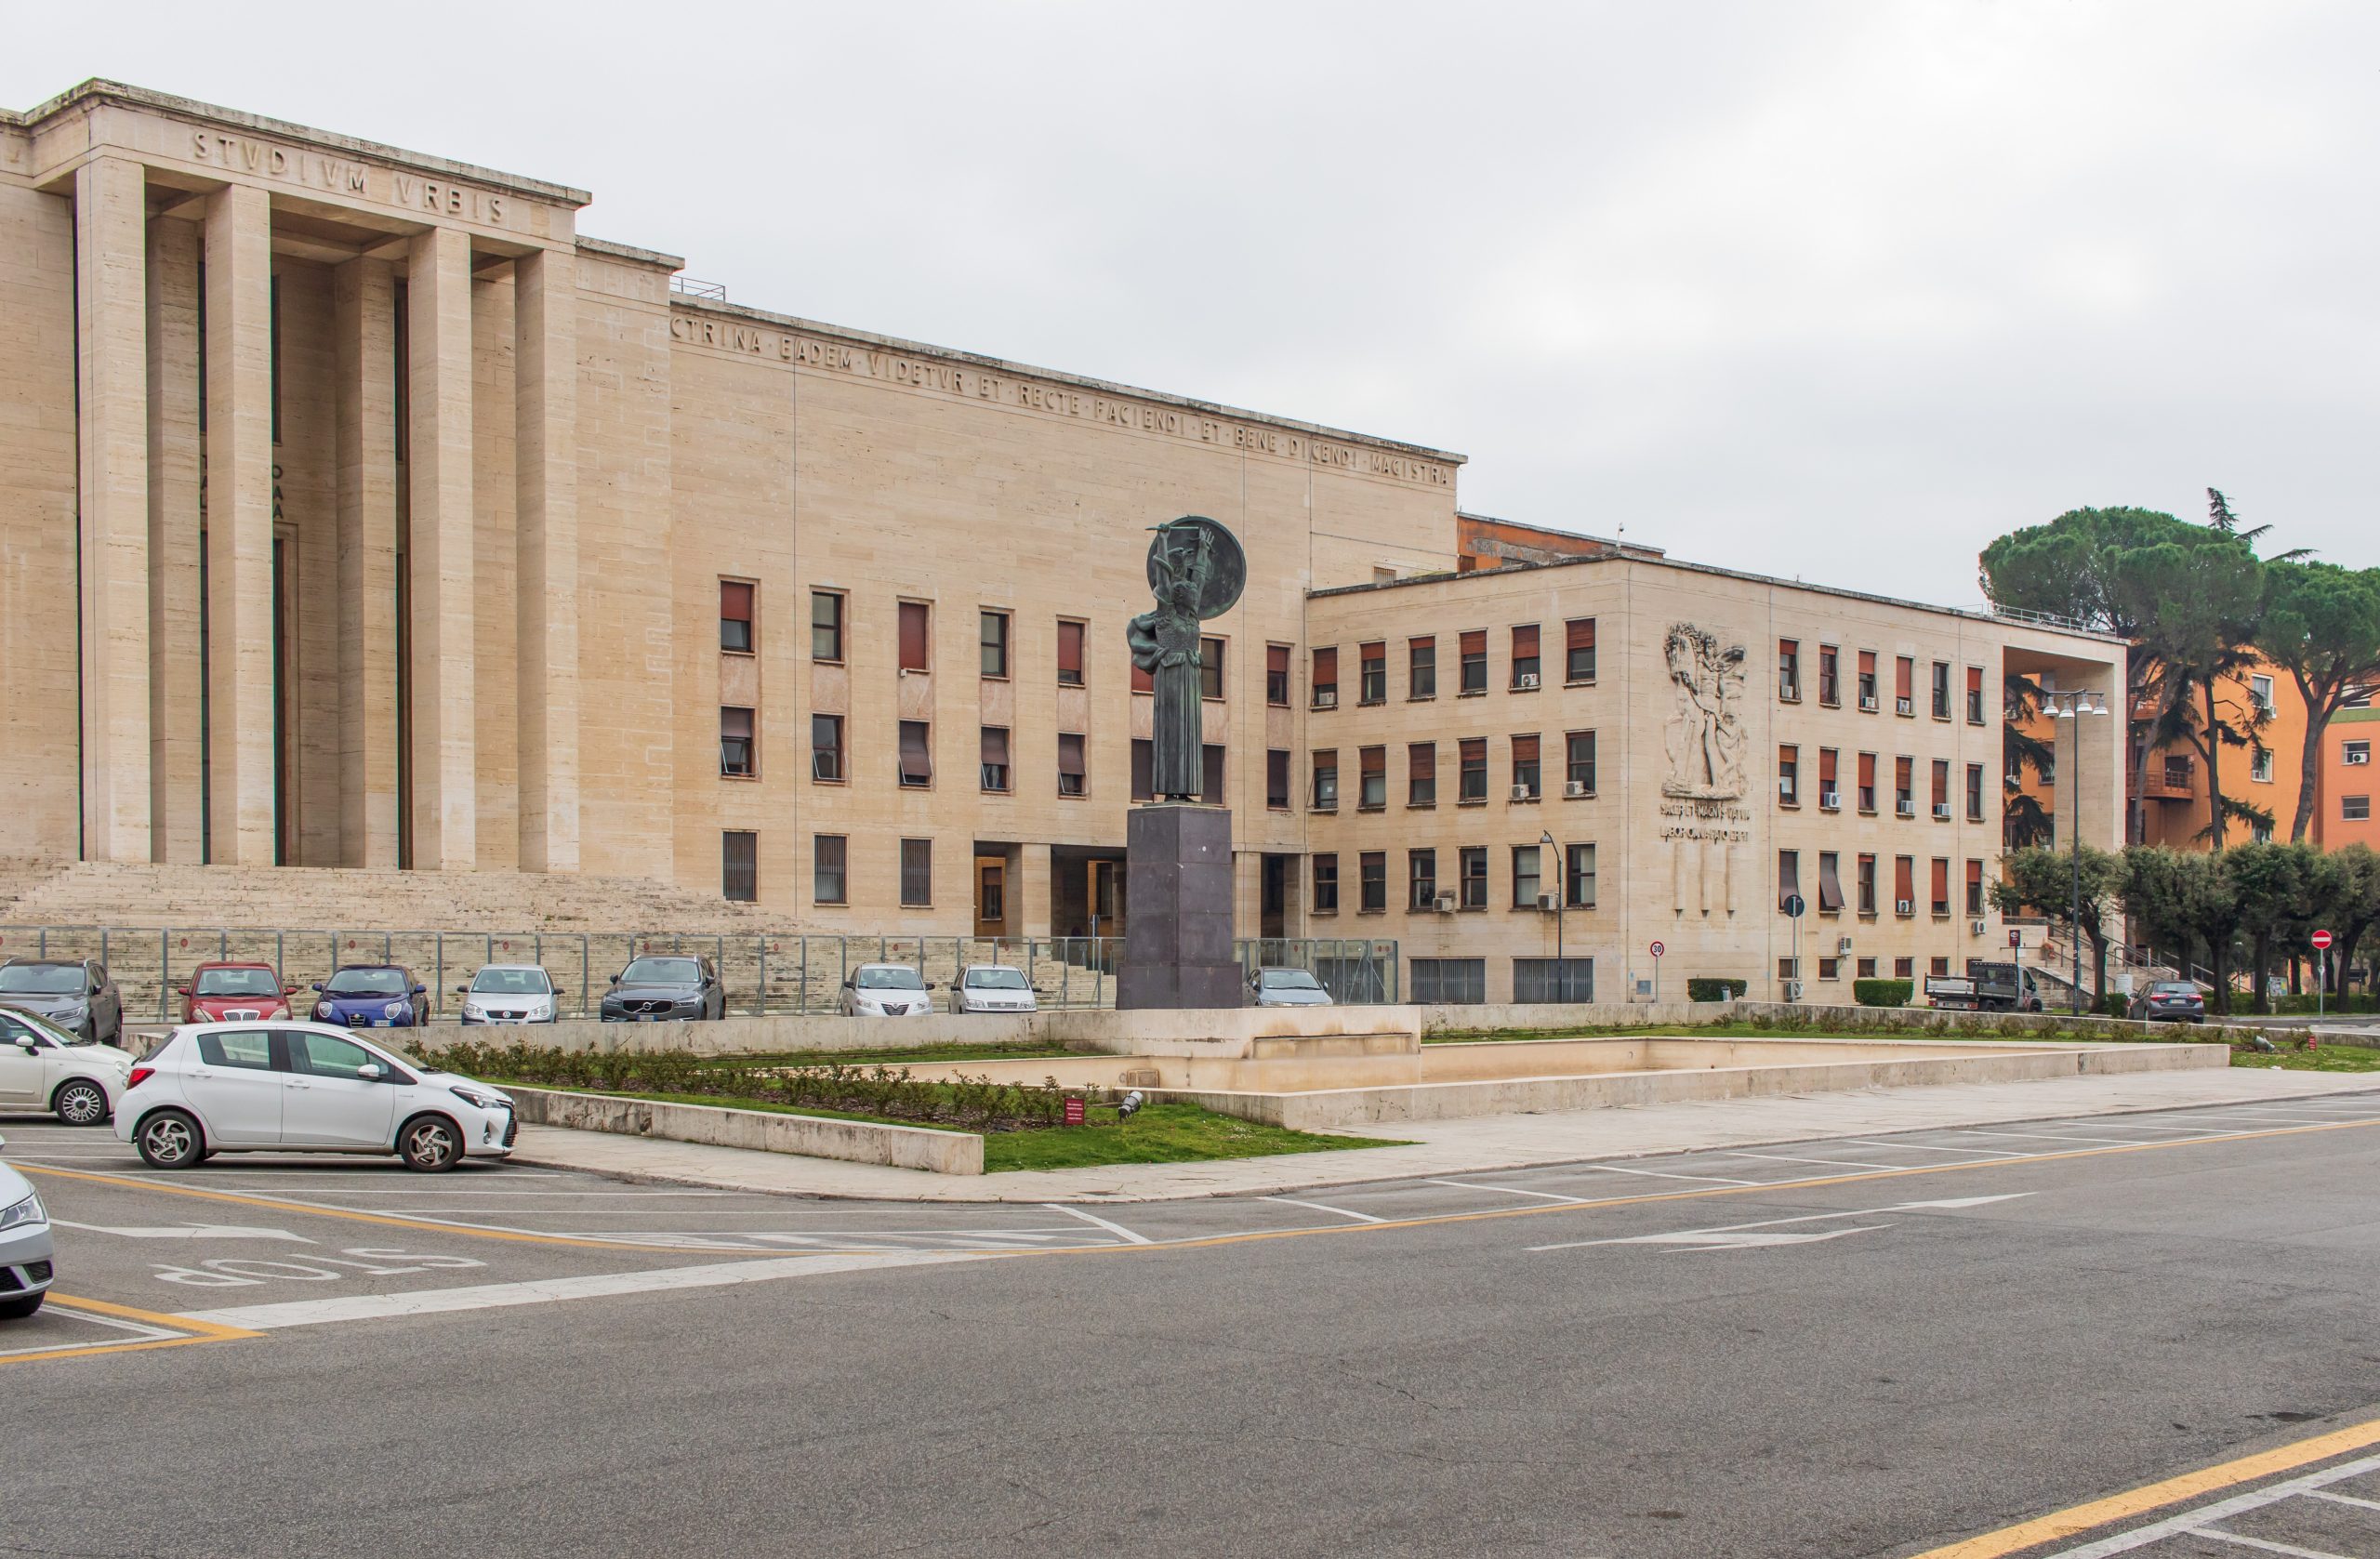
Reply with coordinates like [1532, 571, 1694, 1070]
[115, 1022, 516, 1173]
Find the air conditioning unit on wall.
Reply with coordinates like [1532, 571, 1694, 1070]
[1897, 899, 1915, 916]
[1511, 784, 1535, 801]
[1933, 803, 1951, 820]
[1859, 694, 1879, 711]
[1537, 893, 1557, 912]
[1434, 894, 1457, 914]
[1837, 936, 1854, 955]
[1565, 780, 1591, 799]
[1314, 690, 1337, 708]
[1971, 919, 1988, 935]
[1516, 672, 1540, 690]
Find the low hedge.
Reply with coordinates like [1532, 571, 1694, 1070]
[1687, 978, 1749, 1003]
[1854, 979, 1914, 1008]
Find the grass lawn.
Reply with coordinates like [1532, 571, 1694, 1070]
[2230, 1045, 2380, 1074]
[491, 1080, 1402, 1171]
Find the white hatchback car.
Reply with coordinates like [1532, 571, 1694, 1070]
[839, 964, 935, 1017]
[115, 1022, 516, 1173]
[0, 1150, 52, 1319]
[0, 1008, 136, 1126]
[951, 965, 1038, 1014]
[456, 964, 560, 1025]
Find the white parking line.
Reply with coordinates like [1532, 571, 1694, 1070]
[1842, 1140, 2025, 1157]
[1951, 1129, 2188, 1148]
[2041, 1450, 2380, 1555]
[1259, 1196, 1386, 1223]
[1720, 1150, 1956, 1169]
[1577, 1164, 1757, 1186]
[1042, 1204, 1151, 1245]
[1424, 1179, 1590, 1204]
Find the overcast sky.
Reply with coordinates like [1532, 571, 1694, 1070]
[11, 2, 2373, 603]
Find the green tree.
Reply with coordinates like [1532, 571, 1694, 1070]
[2310, 843, 2380, 998]
[2256, 562, 2380, 842]
[2226, 841, 2316, 1014]
[2122, 846, 2246, 1016]
[1992, 844, 2123, 1003]
[2125, 501, 2268, 848]
[2001, 671, 2057, 848]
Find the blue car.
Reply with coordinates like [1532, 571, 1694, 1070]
[309, 964, 430, 1029]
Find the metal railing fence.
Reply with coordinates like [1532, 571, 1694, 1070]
[0, 926, 1398, 1024]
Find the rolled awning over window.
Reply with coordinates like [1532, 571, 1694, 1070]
[1778, 851, 1801, 910]
[899, 721, 932, 783]
[1818, 854, 1844, 912]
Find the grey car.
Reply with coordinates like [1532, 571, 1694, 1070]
[600, 955, 726, 1023]
[0, 958, 123, 1046]
[1250, 967, 1333, 1007]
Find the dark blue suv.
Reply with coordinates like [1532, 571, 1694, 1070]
[309, 964, 430, 1029]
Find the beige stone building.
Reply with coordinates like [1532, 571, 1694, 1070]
[0, 80, 2125, 995]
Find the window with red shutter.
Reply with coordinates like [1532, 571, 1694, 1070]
[1057, 619, 1086, 686]
[898, 601, 930, 672]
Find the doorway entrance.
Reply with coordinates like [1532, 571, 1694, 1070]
[1261, 853, 1290, 939]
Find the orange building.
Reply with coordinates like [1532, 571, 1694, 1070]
[2315, 703, 2380, 849]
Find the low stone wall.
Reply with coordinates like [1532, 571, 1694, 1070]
[1419, 1001, 1711, 1035]
[1732, 1000, 2306, 1047]
[504, 1085, 984, 1175]
[494, 1004, 1422, 1059]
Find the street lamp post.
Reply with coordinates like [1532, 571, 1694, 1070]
[2053, 691, 2111, 1016]
[1541, 831, 1565, 997]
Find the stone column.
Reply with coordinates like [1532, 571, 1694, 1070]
[202, 182, 277, 865]
[144, 218, 204, 863]
[406, 226, 476, 871]
[335, 257, 401, 866]
[74, 155, 152, 863]
[513, 247, 578, 873]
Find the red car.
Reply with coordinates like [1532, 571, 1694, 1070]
[174, 961, 298, 1024]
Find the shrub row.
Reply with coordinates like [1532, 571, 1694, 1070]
[1686, 978, 1749, 1003]
[1853, 979, 1914, 1008]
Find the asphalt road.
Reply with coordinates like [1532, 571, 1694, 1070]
[9, 1093, 2380, 1558]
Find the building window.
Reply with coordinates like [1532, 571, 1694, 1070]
[1266, 643, 1290, 707]
[1818, 747, 1839, 810]
[1895, 855, 1916, 917]
[1778, 958, 1799, 984]
[1858, 852, 1877, 916]
[1057, 619, 1086, 687]
[1857, 957, 1877, 980]
[1202, 743, 1224, 803]
[719, 707, 755, 777]
[1778, 744, 1799, 806]
[1200, 637, 1226, 702]
[813, 834, 847, 905]
[2347, 796, 2373, 822]
[721, 830, 757, 902]
[1858, 650, 1878, 710]
[1410, 958, 1485, 1004]
[1514, 958, 1593, 1004]
[1778, 849, 1801, 912]
[1931, 957, 1951, 978]
[1895, 655, 1914, 716]
[1130, 738, 1154, 802]
[900, 839, 932, 907]
[1966, 665, 1986, 724]
[1313, 853, 1340, 914]
[1895, 956, 1915, 981]
[1931, 660, 1951, 720]
[1966, 858, 1986, 917]
[1895, 755, 1914, 816]
[897, 720, 932, 787]
[1312, 749, 1339, 811]
[1459, 846, 1488, 909]
[720, 580, 754, 654]
[1409, 849, 1438, 910]
[1778, 639, 1801, 702]
[1931, 857, 1950, 917]
[1267, 748, 1291, 811]
[2345, 739, 2372, 766]
[1313, 646, 1339, 707]
[980, 863, 1005, 925]
[2251, 745, 2273, 784]
[898, 601, 931, 673]
[2251, 673, 2275, 716]
[1409, 636, 1437, 699]
[1056, 733, 1085, 797]
[1360, 641, 1387, 705]
[1818, 851, 1844, 913]
[1408, 742, 1437, 806]
[1460, 630, 1488, 694]
[811, 590, 844, 663]
[1966, 761, 1985, 821]
[1818, 645, 1840, 707]
[1511, 625, 1540, 688]
[1858, 751, 1878, 813]
[1566, 731, 1596, 797]
[1512, 844, 1541, 908]
[1565, 842, 1596, 908]
[811, 715, 844, 782]
[981, 726, 1012, 792]
[1359, 852, 1387, 913]
[1459, 738, 1488, 803]
[980, 610, 1010, 679]
[1511, 733, 1540, 799]
[1359, 746, 1387, 810]
[1565, 618, 1596, 684]
[1931, 758, 1950, 817]
[1818, 957, 1840, 981]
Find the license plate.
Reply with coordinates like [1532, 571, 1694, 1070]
[638, 1013, 655, 1023]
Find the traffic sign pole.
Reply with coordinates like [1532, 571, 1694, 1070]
[2314, 930, 2334, 1021]
[1649, 941, 1664, 1004]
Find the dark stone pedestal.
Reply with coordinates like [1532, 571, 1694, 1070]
[1117, 803, 1243, 1011]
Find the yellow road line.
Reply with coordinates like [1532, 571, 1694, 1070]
[1903, 1413, 2380, 1557]
[0, 1292, 259, 1368]
[12, 1162, 783, 1255]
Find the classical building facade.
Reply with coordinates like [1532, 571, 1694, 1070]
[2, 81, 2129, 998]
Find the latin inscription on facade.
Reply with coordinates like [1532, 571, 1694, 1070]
[1658, 798, 1752, 843]
[186, 131, 512, 228]
[667, 313, 1454, 488]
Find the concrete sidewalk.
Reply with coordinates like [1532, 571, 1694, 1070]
[509, 1065, 2380, 1204]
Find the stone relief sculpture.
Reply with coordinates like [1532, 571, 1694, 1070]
[1660, 623, 1749, 799]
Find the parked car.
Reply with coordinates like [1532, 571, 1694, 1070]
[1923, 961, 2047, 1013]
[840, 964, 934, 1017]
[0, 957, 123, 1046]
[309, 965, 430, 1029]
[0, 1150, 53, 1318]
[457, 965, 561, 1025]
[0, 1008, 136, 1126]
[1250, 967, 1333, 1007]
[951, 965, 1037, 1014]
[2127, 981, 2207, 1024]
[600, 956, 725, 1023]
[115, 1022, 516, 1172]
[177, 961, 298, 1024]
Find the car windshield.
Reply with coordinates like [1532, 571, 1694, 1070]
[473, 968, 552, 995]
[325, 968, 408, 997]
[856, 967, 926, 991]
[0, 965, 84, 995]
[4, 1009, 86, 1046]
[621, 958, 702, 985]
[965, 968, 1029, 989]
[1260, 970, 1322, 990]
[194, 968, 282, 997]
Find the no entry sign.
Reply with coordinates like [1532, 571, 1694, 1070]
[2313, 929, 2334, 951]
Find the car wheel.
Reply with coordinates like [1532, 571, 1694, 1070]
[136, 1109, 205, 1169]
[0, 1292, 43, 1320]
[53, 1079, 109, 1127]
[397, 1114, 463, 1172]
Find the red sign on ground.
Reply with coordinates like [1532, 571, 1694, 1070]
[1064, 1097, 1086, 1127]
[2313, 929, 2334, 951]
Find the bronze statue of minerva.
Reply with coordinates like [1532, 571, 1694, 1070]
[1126, 516, 1248, 802]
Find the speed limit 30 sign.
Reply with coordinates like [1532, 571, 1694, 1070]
[1649, 941, 1665, 958]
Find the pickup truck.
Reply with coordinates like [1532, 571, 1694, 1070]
[1924, 961, 2048, 1013]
